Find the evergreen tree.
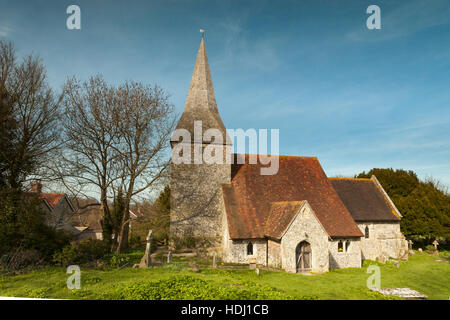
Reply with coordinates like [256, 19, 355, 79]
[356, 168, 450, 240]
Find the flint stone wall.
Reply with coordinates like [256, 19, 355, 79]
[280, 203, 329, 273]
[267, 239, 281, 268]
[328, 239, 362, 269]
[170, 143, 231, 245]
[357, 222, 408, 261]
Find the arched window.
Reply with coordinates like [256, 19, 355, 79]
[338, 240, 343, 252]
[365, 226, 369, 239]
[345, 240, 351, 252]
[247, 242, 253, 255]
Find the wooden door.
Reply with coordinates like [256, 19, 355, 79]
[296, 241, 311, 272]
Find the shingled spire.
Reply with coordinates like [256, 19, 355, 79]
[174, 38, 230, 145]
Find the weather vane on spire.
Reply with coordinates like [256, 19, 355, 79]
[200, 29, 206, 40]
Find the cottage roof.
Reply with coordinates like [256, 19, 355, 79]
[329, 177, 401, 222]
[40, 193, 65, 208]
[222, 154, 363, 239]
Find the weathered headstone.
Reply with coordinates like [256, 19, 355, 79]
[408, 240, 413, 250]
[418, 248, 423, 252]
[167, 251, 172, 264]
[432, 240, 439, 251]
[249, 258, 256, 270]
[138, 230, 153, 268]
[188, 262, 200, 272]
[212, 252, 217, 269]
[255, 268, 260, 276]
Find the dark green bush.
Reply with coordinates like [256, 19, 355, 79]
[129, 236, 142, 248]
[0, 248, 43, 271]
[0, 191, 72, 264]
[53, 239, 109, 266]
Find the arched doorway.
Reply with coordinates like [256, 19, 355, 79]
[296, 241, 311, 272]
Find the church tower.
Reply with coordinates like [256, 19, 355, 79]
[170, 37, 231, 248]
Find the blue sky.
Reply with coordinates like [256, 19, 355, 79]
[1, 0, 450, 186]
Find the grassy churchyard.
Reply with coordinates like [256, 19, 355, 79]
[0, 249, 448, 300]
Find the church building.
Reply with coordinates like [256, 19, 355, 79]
[170, 38, 408, 273]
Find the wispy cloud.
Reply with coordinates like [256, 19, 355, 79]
[0, 25, 13, 37]
[215, 19, 281, 72]
[347, 0, 450, 42]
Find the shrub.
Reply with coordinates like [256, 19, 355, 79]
[0, 248, 43, 271]
[0, 191, 72, 263]
[129, 236, 142, 248]
[425, 245, 436, 253]
[108, 253, 131, 268]
[53, 239, 109, 266]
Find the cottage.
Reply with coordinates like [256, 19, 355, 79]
[29, 180, 79, 235]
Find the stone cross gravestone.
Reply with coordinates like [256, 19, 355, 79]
[138, 230, 153, 268]
[408, 240, 413, 250]
[432, 240, 439, 250]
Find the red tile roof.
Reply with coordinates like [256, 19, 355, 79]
[223, 154, 363, 239]
[40, 193, 65, 208]
[264, 201, 306, 240]
[329, 178, 401, 222]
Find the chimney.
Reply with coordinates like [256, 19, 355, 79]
[31, 180, 42, 193]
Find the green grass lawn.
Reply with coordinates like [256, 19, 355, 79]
[0, 250, 448, 300]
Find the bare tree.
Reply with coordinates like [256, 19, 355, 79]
[0, 41, 15, 188]
[113, 82, 175, 252]
[58, 75, 121, 242]
[59, 76, 175, 251]
[0, 40, 61, 191]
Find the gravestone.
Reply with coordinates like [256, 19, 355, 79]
[408, 240, 413, 250]
[255, 268, 260, 276]
[138, 230, 153, 268]
[188, 262, 200, 272]
[212, 252, 217, 269]
[432, 240, 439, 251]
[418, 248, 423, 252]
[249, 258, 256, 270]
[167, 251, 172, 264]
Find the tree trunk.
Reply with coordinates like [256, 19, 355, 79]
[100, 186, 113, 247]
[117, 207, 130, 253]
